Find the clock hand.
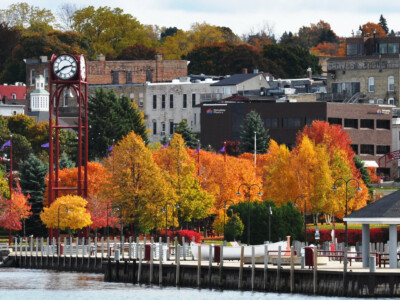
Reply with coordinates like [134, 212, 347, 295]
[57, 64, 72, 74]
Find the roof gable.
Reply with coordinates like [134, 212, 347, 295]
[211, 73, 262, 86]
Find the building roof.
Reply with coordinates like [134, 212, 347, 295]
[31, 88, 49, 95]
[210, 73, 261, 86]
[344, 189, 400, 224]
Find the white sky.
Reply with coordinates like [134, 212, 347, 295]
[1, 0, 400, 39]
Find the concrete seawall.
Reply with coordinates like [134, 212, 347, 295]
[10, 254, 400, 297]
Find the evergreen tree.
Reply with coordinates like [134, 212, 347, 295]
[379, 14, 389, 34]
[88, 88, 149, 160]
[59, 152, 75, 170]
[174, 120, 198, 149]
[19, 154, 47, 236]
[239, 110, 270, 154]
[354, 156, 373, 201]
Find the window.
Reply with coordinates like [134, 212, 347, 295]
[139, 93, 144, 107]
[44, 69, 49, 85]
[192, 94, 196, 107]
[169, 94, 174, 108]
[388, 76, 395, 92]
[376, 119, 390, 129]
[282, 118, 301, 128]
[368, 77, 375, 92]
[30, 70, 35, 85]
[183, 94, 187, 108]
[346, 44, 357, 56]
[169, 121, 174, 135]
[264, 118, 278, 128]
[152, 95, 157, 109]
[194, 113, 196, 125]
[377, 145, 390, 155]
[153, 121, 157, 135]
[162, 122, 166, 132]
[223, 87, 231, 94]
[388, 43, 399, 54]
[350, 144, 358, 154]
[328, 118, 342, 126]
[360, 119, 374, 129]
[11, 93, 16, 99]
[360, 144, 374, 155]
[379, 43, 387, 54]
[344, 118, 358, 129]
[161, 95, 166, 109]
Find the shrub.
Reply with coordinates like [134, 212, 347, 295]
[158, 229, 201, 243]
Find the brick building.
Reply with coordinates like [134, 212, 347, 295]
[0, 83, 27, 116]
[201, 101, 397, 178]
[327, 36, 400, 105]
[24, 54, 188, 112]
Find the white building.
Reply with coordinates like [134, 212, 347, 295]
[30, 75, 49, 112]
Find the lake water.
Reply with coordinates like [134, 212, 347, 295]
[0, 268, 394, 300]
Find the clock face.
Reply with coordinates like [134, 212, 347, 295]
[80, 55, 86, 81]
[53, 55, 78, 80]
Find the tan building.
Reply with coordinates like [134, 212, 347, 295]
[327, 36, 400, 106]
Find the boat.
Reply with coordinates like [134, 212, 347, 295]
[190, 241, 288, 260]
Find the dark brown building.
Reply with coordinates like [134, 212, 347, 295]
[201, 101, 396, 177]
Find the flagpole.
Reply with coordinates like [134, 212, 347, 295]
[9, 135, 13, 245]
[254, 131, 257, 169]
[197, 140, 200, 176]
[224, 141, 226, 162]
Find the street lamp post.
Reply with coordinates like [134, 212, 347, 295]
[236, 184, 263, 245]
[332, 178, 362, 248]
[222, 200, 234, 241]
[294, 195, 307, 244]
[57, 204, 69, 255]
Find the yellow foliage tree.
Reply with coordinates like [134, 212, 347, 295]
[154, 134, 214, 224]
[103, 131, 172, 235]
[40, 195, 92, 230]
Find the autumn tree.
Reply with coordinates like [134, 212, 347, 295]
[103, 131, 172, 235]
[88, 88, 149, 160]
[239, 110, 269, 154]
[0, 182, 31, 242]
[361, 22, 386, 37]
[19, 154, 47, 236]
[195, 149, 261, 215]
[7, 114, 35, 137]
[0, 2, 56, 33]
[154, 134, 214, 223]
[40, 195, 92, 230]
[71, 6, 155, 58]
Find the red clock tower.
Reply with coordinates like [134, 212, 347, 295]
[48, 54, 88, 237]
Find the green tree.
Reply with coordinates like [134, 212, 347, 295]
[88, 88, 148, 160]
[354, 156, 373, 200]
[7, 114, 35, 137]
[379, 15, 389, 34]
[161, 27, 178, 40]
[0, 23, 20, 82]
[0, 134, 32, 169]
[59, 152, 75, 170]
[239, 110, 269, 154]
[224, 213, 244, 241]
[232, 201, 302, 244]
[263, 44, 322, 78]
[174, 120, 198, 149]
[116, 44, 156, 60]
[19, 154, 47, 236]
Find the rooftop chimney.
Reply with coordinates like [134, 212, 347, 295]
[307, 67, 312, 79]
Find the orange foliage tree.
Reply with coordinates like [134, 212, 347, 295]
[0, 182, 31, 242]
[361, 22, 387, 37]
[194, 149, 261, 215]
